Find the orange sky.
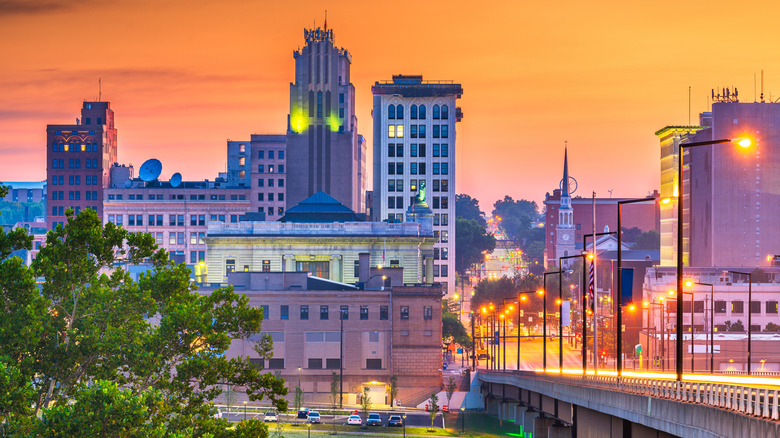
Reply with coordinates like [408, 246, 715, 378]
[2, 0, 780, 210]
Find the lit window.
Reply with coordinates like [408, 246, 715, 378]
[239, 157, 245, 166]
[388, 125, 395, 138]
[396, 125, 404, 138]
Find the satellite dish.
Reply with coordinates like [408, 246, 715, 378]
[170, 172, 182, 188]
[123, 180, 132, 188]
[138, 159, 162, 182]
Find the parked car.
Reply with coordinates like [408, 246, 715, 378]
[347, 415, 362, 426]
[263, 411, 278, 422]
[307, 411, 321, 424]
[367, 413, 382, 426]
[213, 409, 223, 419]
[297, 407, 310, 418]
[387, 415, 403, 427]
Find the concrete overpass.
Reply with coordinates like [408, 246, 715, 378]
[476, 370, 780, 437]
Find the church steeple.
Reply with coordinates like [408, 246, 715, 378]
[561, 146, 570, 197]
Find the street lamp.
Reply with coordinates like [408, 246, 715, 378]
[670, 287, 694, 372]
[675, 136, 752, 381]
[559, 254, 589, 373]
[339, 307, 347, 407]
[460, 406, 465, 434]
[690, 281, 715, 373]
[403, 414, 407, 438]
[307, 422, 311, 438]
[583, 231, 617, 372]
[243, 400, 247, 421]
[616, 197, 659, 376]
[728, 270, 752, 374]
[514, 291, 537, 371]
[542, 271, 560, 371]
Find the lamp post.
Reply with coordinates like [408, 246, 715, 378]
[692, 282, 715, 373]
[243, 400, 247, 421]
[672, 287, 694, 372]
[542, 271, 560, 371]
[559, 254, 588, 373]
[307, 422, 311, 438]
[583, 231, 617, 372]
[655, 298, 667, 371]
[403, 414, 407, 438]
[676, 136, 751, 381]
[514, 291, 537, 371]
[728, 270, 752, 374]
[339, 307, 346, 407]
[460, 406, 465, 434]
[616, 197, 659, 376]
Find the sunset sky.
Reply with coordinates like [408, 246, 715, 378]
[2, 0, 779, 210]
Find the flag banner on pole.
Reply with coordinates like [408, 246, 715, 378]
[588, 259, 595, 311]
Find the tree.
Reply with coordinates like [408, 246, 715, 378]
[455, 218, 496, 275]
[389, 375, 399, 409]
[766, 322, 780, 332]
[329, 371, 339, 410]
[491, 196, 540, 242]
[471, 277, 518, 311]
[444, 377, 457, 411]
[360, 387, 371, 428]
[443, 313, 471, 349]
[455, 194, 486, 227]
[0, 208, 287, 436]
[633, 230, 660, 250]
[427, 393, 439, 430]
[726, 320, 745, 332]
[620, 227, 643, 243]
[292, 386, 304, 423]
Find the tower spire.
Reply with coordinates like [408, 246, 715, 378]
[562, 141, 569, 196]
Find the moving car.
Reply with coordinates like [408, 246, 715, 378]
[297, 407, 310, 418]
[307, 411, 321, 424]
[263, 411, 278, 422]
[367, 413, 382, 426]
[387, 415, 403, 427]
[347, 415, 362, 426]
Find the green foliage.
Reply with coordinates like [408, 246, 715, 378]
[443, 313, 471, 348]
[724, 320, 745, 332]
[0, 360, 35, 432]
[766, 322, 780, 332]
[330, 371, 340, 409]
[360, 386, 371, 423]
[428, 393, 439, 429]
[444, 377, 457, 409]
[455, 194, 486, 227]
[471, 277, 519, 311]
[632, 230, 660, 250]
[0, 208, 287, 436]
[389, 375, 399, 408]
[620, 227, 643, 242]
[491, 196, 539, 242]
[293, 385, 304, 419]
[0, 201, 45, 225]
[455, 218, 496, 274]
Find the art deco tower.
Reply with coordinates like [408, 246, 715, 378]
[286, 26, 365, 213]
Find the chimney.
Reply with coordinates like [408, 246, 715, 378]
[358, 252, 370, 283]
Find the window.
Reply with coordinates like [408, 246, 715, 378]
[388, 104, 395, 119]
[419, 104, 426, 119]
[380, 306, 389, 320]
[388, 197, 395, 209]
[388, 143, 395, 158]
[258, 193, 264, 201]
[411, 163, 418, 175]
[269, 193, 274, 202]
[419, 125, 426, 138]
[396, 163, 404, 175]
[441, 197, 449, 209]
[388, 163, 395, 175]
[441, 248, 449, 260]
[441, 163, 449, 175]
[268, 179, 274, 187]
[410, 144, 418, 157]
[396, 144, 404, 157]
[258, 165, 264, 173]
[261, 305, 270, 319]
[767, 301, 778, 314]
[258, 150, 265, 159]
[441, 265, 449, 277]
[396, 179, 404, 191]
[278, 179, 284, 187]
[360, 306, 369, 320]
[400, 306, 409, 320]
[396, 104, 404, 119]
[320, 305, 329, 320]
[281, 305, 289, 320]
[307, 358, 323, 369]
[411, 104, 418, 119]
[433, 163, 440, 175]
[424, 306, 433, 320]
[268, 151, 274, 160]
[225, 259, 236, 273]
[441, 125, 449, 138]
[732, 301, 744, 314]
[410, 125, 418, 138]
[268, 165, 274, 173]
[441, 144, 449, 157]
[433, 125, 440, 138]
[279, 150, 284, 159]
[433, 104, 440, 119]
[442, 105, 449, 119]
[278, 165, 284, 173]
[396, 125, 404, 138]
[366, 359, 382, 370]
[300, 305, 309, 320]
[388, 180, 395, 192]
[751, 301, 761, 314]
[340, 305, 349, 320]
[326, 358, 341, 369]
[433, 197, 439, 209]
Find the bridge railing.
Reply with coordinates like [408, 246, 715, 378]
[489, 371, 780, 422]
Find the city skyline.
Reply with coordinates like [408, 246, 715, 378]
[3, 0, 780, 207]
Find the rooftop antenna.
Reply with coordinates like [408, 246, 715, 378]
[688, 86, 691, 125]
[608, 189, 614, 198]
[324, 9, 327, 30]
[761, 69, 765, 102]
[98, 78, 102, 101]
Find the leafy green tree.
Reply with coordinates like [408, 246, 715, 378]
[620, 227, 643, 243]
[766, 322, 780, 332]
[455, 218, 496, 274]
[633, 230, 660, 250]
[444, 377, 457, 411]
[292, 385, 304, 422]
[0, 201, 45, 225]
[491, 196, 540, 242]
[330, 371, 340, 410]
[0, 208, 287, 436]
[360, 387, 371, 427]
[455, 194, 486, 227]
[427, 393, 439, 429]
[443, 313, 472, 349]
[389, 375, 399, 409]
[471, 277, 518, 311]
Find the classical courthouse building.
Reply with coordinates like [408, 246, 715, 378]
[203, 192, 444, 404]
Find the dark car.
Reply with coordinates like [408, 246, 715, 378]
[387, 415, 403, 427]
[297, 407, 310, 418]
[367, 413, 382, 426]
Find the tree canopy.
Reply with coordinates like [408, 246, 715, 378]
[0, 207, 287, 436]
[491, 196, 540, 242]
[455, 194, 486, 227]
[455, 217, 496, 274]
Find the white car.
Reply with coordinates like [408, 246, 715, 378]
[347, 414, 362, 425]
[264, 410, 278, 422]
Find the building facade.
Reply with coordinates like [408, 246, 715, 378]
[656, 99, 780, 267]
[46, 101, 117, 230]
[371, 75, 462, 296]
[226, 135, 288, 219]
[285, 26, 365, 213]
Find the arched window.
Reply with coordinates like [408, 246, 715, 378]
[396, 104, 404, 119]
[441, 105, 449, 119]
[433, 104, 440, 119]
[410, 105, 418, 119]
[419, 104, 426, 119]
[388, 104, 395, 119]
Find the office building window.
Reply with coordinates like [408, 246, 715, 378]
[419, 104, 426, 119]
[380, 306, 389, 320]
[225, 259, 236, 274]
[767, 301, 778, 314]
[388, 104, 395, 119]
[396, 104, 404, 119]
[396, 144, 403, 157]
[424, 306, 433, 320]
[441, 104, 449, 119]
[340, 305, 349, 320]
[262, 260, 270, 272]
[433, 104, 440, 119]
[396, 124, 404, 138]
[388, 197, 395, 209]
[326, 359, 341, 369]
[300, 305, 309, 320]
[732, 301, 744, 314]
[268, 359, 284, 369]
[360, 306, 369, 320]
[366, 359, 382, 370]
[388, 163, 395, 175]
[320, 305, 329, 320]
[400, 306, 409, 320]
[280, 305, 289, 320]
[410, 125, 418, 138]
[388, 125, 395, 138]
[308, 358, 323, 369]
[411, 104, 418, 119]
[751, 301, 761, 314]
[396, 163, 404, 175]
